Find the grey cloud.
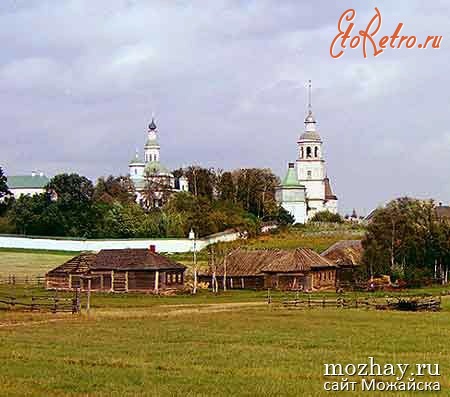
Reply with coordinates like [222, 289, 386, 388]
[0, 0, 449, 216]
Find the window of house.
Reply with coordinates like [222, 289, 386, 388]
[315, 147, 319, 157]
[307, 170, 312, 179]
[306, 147, 312, 158]
[300, 147, 304, 158]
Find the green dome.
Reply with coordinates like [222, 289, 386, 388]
[129, 153, 144, 165]
[145, 161, 171, 175]
[281, 165, 304, 188]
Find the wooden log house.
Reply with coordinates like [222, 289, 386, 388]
[321, 240, 362, 286]
[199, 248, 338, 291]
[46, 246, 186, 293]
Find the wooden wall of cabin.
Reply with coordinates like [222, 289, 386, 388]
[45, 275, 70, 290]
[312, 269, 336, 289]
[199, 275, 264, 290]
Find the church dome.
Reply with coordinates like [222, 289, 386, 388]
[299, 130, 322, 141]
[145, 161, 171, 176]
[129, 152, 144, 165]
[149, 118, 157, 131]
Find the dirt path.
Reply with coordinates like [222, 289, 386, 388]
[0, 301, 267, 328]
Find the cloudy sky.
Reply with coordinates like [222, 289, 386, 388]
[1, 0, 449, 215]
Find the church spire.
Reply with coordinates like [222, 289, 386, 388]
[304, 80, 317, 132]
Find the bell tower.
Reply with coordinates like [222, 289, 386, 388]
[295, 81, 328, 217]
[144, 117, 160, 163]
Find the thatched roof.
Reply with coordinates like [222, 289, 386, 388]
[46, 253, 96, 276]
[202, 248, 336, 277]
[91, 249, 186, 271]
[321, 240, 362, 268]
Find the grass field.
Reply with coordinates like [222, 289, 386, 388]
[1, 235, 449, 396]
[0, 249, 74, 277]
[0, 301, 449, 396]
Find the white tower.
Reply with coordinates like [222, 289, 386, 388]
[144, 118, 160, 163]
[295, 81, 338, 218]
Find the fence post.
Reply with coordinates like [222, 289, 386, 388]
[267, 288, 272, 304]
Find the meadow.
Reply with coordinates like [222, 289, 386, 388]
[0, 300, 449, 396]
[1, 228, 449, 396]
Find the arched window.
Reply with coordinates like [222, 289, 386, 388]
[314, 147, 319, 158]
[300, 147, 304, 158]
[306, 147, 312, 158]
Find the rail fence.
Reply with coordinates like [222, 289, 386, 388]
[0, 291, 80, 313]
[0, 274, 45, 286]
[268, 291, 442, 312]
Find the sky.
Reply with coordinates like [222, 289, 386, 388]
[1, 0, 449, 216]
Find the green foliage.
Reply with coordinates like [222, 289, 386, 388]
[93, 175, 136, 205]
[362, 197, 450, 285]
[276, 206, 295, 226]
[0, 167, 12, 215]
[309, 210, 343, 223]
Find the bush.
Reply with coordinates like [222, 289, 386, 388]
[309, 210, 343, 223]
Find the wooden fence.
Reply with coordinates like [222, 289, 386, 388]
[268, 291, 442, 312]
[0, 291, 80, 313]
[0, 274, 45, 286]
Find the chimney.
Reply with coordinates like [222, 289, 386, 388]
[149, 245, 156, 253]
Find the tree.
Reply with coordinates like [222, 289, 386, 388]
[93, 176, 135, 205]
[217, 171, 235, 202]
[277, 206, 295, 226]
[184, 166, 215, 200]
[46, 174, 94, 207]
[361, 197, 447, 285]
[140, 172, 172, 211]
[0, 167, 11, 215]
[234, 168, 279, 218]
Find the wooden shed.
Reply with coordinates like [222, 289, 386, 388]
[45, 247, 186, 293]
[321, 240, 362, 285]
[199, 248, 337, 291]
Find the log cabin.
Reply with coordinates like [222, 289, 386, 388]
[46, 246, 186, 293]
[199, 248, 337, 291]
[321, 240, 362, 286]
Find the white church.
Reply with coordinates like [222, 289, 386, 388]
[128, 118, 188, 206]
[276, 84, 338, 223]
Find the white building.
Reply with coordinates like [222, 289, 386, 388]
[276, 86, 338, 223]
[7, 171, 49, 199]
[128, 118, 188, 207]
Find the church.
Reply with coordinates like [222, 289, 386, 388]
[276, 84, 338, 223]
[128, 118, 188, 207]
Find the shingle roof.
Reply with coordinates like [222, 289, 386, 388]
[46, 253, 96, 276]
[321, 240, 362, 268]
[260, 248, 336, 273]
[91, 249, 186, 271]
[203, 248, 336, 277]
[7, 175, 49, 189]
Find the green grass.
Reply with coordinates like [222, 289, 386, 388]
[0, 251, 74, 277]
[2, 234, 449, 396]
[0, 302, 449, 396]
